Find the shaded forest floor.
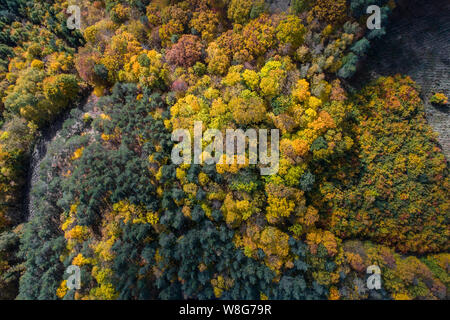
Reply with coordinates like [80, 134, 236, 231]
[352, 0, 450, 159]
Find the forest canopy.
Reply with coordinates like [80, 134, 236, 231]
[0, 0, 448, 301]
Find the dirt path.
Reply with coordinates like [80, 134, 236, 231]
[25, 93, 97, 220]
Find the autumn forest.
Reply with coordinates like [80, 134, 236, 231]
[0, 0, 448, 300]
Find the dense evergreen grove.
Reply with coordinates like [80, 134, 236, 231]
[0, 0, 448, 300]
